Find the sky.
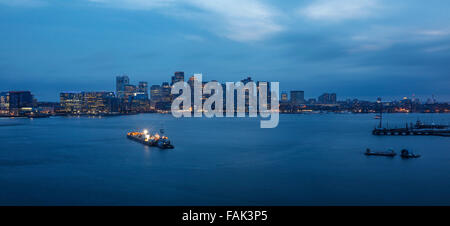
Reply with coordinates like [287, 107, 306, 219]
[0, 0, 449, 102]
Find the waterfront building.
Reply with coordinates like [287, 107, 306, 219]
[330, 93, 337, 104]
[116, 75, 130, 98]
[60, 92, 83, 113]
[36, 102, 59, 114]
[281, 92, 288, 103]
[308, 98, 316, 105]
[123, 84, 137, 103]
[8, 91, 34, 116]
[290, 91, 305, 106]
[81, 92, 115, 114]
[131, 93, 151, 112]
[138, 82, 149, 99]
[0, 92, 9, 115]
[171, 71, 184, 86]
[150, 85, 162, 108]
[318, 93, 337, 105]
[161, 82, 172, 102]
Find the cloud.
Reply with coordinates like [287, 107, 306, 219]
[87, 0, 283, 42]
[187, 0, 282, 42]
[416, 29, 450, 37]
[424, 45, 450, 53]
[87, 0, 174, 10]
[347, 25, 450, 54]
[300, 0, 381, 22]
[0, 0, 47, 7]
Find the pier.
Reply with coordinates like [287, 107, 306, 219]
[372, 128, 450, 137]
[372, 99, 449, 137]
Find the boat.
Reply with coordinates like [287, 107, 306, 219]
[127, 129, 174, 149]
[365, 148, 396, 157]
[400, 149, 421, 159]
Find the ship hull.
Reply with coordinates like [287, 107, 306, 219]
[127, 135, 174, 149]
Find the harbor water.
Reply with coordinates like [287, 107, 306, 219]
[0, 113, 449, 205]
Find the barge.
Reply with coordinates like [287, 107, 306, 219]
[127, 130, 174, 149]
[365, 148, 396, 157]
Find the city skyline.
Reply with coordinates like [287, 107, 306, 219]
[1, 71, 448, 118]
[1, 0, 450, 101]
[1, 71, 447, 104]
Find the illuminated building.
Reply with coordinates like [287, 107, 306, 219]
[138, 82, 149, 99]
[8, 91, 34, 116]
[281, 92, 288, 102]
[60, 92, 83, 113]
[290, 91, 305, 106]
[150, 85, 162, 108]
[171, 71, 184, 86]
[161, 82, 172, 102]
[81, 92, 115, 113]
[0, 92, 9, 115]
[116, 75, 130, 98]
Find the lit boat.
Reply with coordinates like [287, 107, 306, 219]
[127, 129, 174, 149]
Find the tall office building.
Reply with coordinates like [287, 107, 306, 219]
[8, 91, 34, 115]
[318, 93, 337, 104]
[161, 82, 172, 102]
[138, 81, 149, 98]
[290, 91, 305, 106]
[0, 92, 9, 114]
[281, 92, 288, 102]
[150, 85, 162, 108]
[171, 71, 185, 85]
[330, 93, 337, 104]
[318, 93, 329, 104]
[116, 75, 130, 98]
[123, 84, 137, 103]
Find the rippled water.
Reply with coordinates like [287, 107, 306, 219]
[0, 113, 449, 205]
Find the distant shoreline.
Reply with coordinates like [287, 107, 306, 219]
[1, 111, 449, 119]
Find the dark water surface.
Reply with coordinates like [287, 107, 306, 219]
[0, 113, 449, 205]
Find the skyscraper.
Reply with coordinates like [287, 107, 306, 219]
[138, 81, 149, 99]
[123, 84, 137, 103]
[318, 93, 337, 104]
[290, 91, 305, 106]
[171, 71, 185, 86]
[150, 85, 162, 108]
[161, 82, 172, 102]
[330, 93, 337, 104]
[281, 92, 288, 102]
[116, 75, 130, 98]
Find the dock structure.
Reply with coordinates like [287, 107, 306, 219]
[372, 100, 449, 137]
[372, 128, 450, 137]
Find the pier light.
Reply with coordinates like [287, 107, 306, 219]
[143, 129, 149, 135]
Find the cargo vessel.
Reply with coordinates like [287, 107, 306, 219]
[127, 130, 174, 149]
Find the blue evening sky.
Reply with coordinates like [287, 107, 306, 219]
[0, 0, 449, 101]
